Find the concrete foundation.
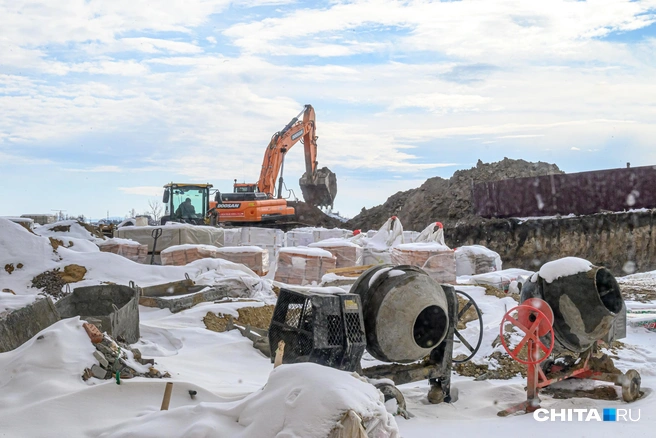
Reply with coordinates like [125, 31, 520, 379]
[56, 284, 140, 343]
[0, 297, 60, 353]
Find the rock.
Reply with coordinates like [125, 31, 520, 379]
[31, 269, 68, 299]
[91, 364, 108, 379]
[93, 350, 109, 368]
[96, 342, 115, 357]
[131, 348, 142, 361]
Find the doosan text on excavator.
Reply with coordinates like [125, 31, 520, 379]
[159, 104, 337, 227]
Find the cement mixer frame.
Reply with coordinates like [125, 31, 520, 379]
[268, 265, 485, 409]
[497, 262, 642, 416]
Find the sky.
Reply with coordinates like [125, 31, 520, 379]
[1, 0, 656, 220]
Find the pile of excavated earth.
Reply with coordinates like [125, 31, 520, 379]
[345, 158, 563, 231]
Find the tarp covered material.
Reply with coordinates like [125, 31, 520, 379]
[223, 228, 242, 247]
[313, 228, 353, 242]
[286, 229, 315, 247]
[97, 238, 149, 264]
[415, 222, 445, 245]
[215, 246, 270, 276]
[240, 227, 285, 247]
[402, 230, 420, 243]
[459, 268, 534, 292]
[275, 247, 337, 286]
[309, 238, 363, 268]
[391, 243, 457, 284]
[455, 245, 502, 276]
[362, 217, 404, 265]
[115, 224, 224, 252]
[160, 244, 220, 266]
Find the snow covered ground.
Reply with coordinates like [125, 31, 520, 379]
[1, 218, 655, 437]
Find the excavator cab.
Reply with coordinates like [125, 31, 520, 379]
[299, 167, 338, 208]
[233, 182, 259, 194]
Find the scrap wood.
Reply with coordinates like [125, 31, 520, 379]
[326, 265, 375, 278]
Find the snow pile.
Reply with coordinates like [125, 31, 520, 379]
[96, 363, 399, 438]
[279, 246, 333, 258]
[459, 268, 534, 291]
[0, 318, 96, 408]
[538, 257, 592, 283]
[0, 217, 276, 303]
[309, 238, 360, 249]
[0, 218, 61, 296]
[34, 219, 104, 242]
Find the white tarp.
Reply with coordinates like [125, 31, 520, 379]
[455, 245, 502, 276]
[115, 224, 224, 252]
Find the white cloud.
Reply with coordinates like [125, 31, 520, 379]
[118, 186, 163, 196]
[223, 0, 656, 62]
[571, 147, 581, 151]
[62, 166, 124, 173]
[2, 0, 656, 219]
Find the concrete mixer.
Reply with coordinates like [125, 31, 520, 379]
[269, 264, 484, 411]
[498, 257, 641, 416]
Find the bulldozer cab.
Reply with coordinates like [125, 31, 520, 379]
[162, 183, 212, 225]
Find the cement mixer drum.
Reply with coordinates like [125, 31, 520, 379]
[351, 265, 450, 363]
[521, 264, 625, 353]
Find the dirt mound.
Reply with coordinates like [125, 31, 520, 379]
[60, 264, 87, 283]
[204, 305, 275, 333]
[346, 158, 563, 231]
[289, 201, 345, 228]
[454, 351, 527, 379]
[31, 269, 68, 299]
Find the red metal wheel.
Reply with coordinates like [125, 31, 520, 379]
[500, 300, 555, 365]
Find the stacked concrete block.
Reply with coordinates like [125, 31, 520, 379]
[274, 247, 337, 286]
[309, 239, 363, 268]
[215, 246, 270, 276]
[160, 244, 219, 266]
[312, 228, 353, 242]
[97, 238, 148, 263]
[285, 229, 315, 247]
[223, 228, 242, 247]
[240, 227, 285, 264]
[391, 243, 456, 284]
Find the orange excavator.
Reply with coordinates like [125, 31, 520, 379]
[216, 104, 337, 224]
[161, 105, 336, 226]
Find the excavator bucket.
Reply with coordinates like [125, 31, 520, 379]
[299, 167, 337, 208]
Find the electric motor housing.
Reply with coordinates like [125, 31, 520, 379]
[268, 288, 366, 372]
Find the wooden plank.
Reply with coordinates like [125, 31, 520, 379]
[326, 265, 375, 277]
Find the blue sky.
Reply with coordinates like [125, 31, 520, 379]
[1, 0, 656, 220]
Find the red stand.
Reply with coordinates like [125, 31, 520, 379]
[498, 298, 554, 417]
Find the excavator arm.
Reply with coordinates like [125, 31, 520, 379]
[255, 105, 337, 207]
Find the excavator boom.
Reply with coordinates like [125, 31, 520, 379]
[254, 105, 337, 208]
